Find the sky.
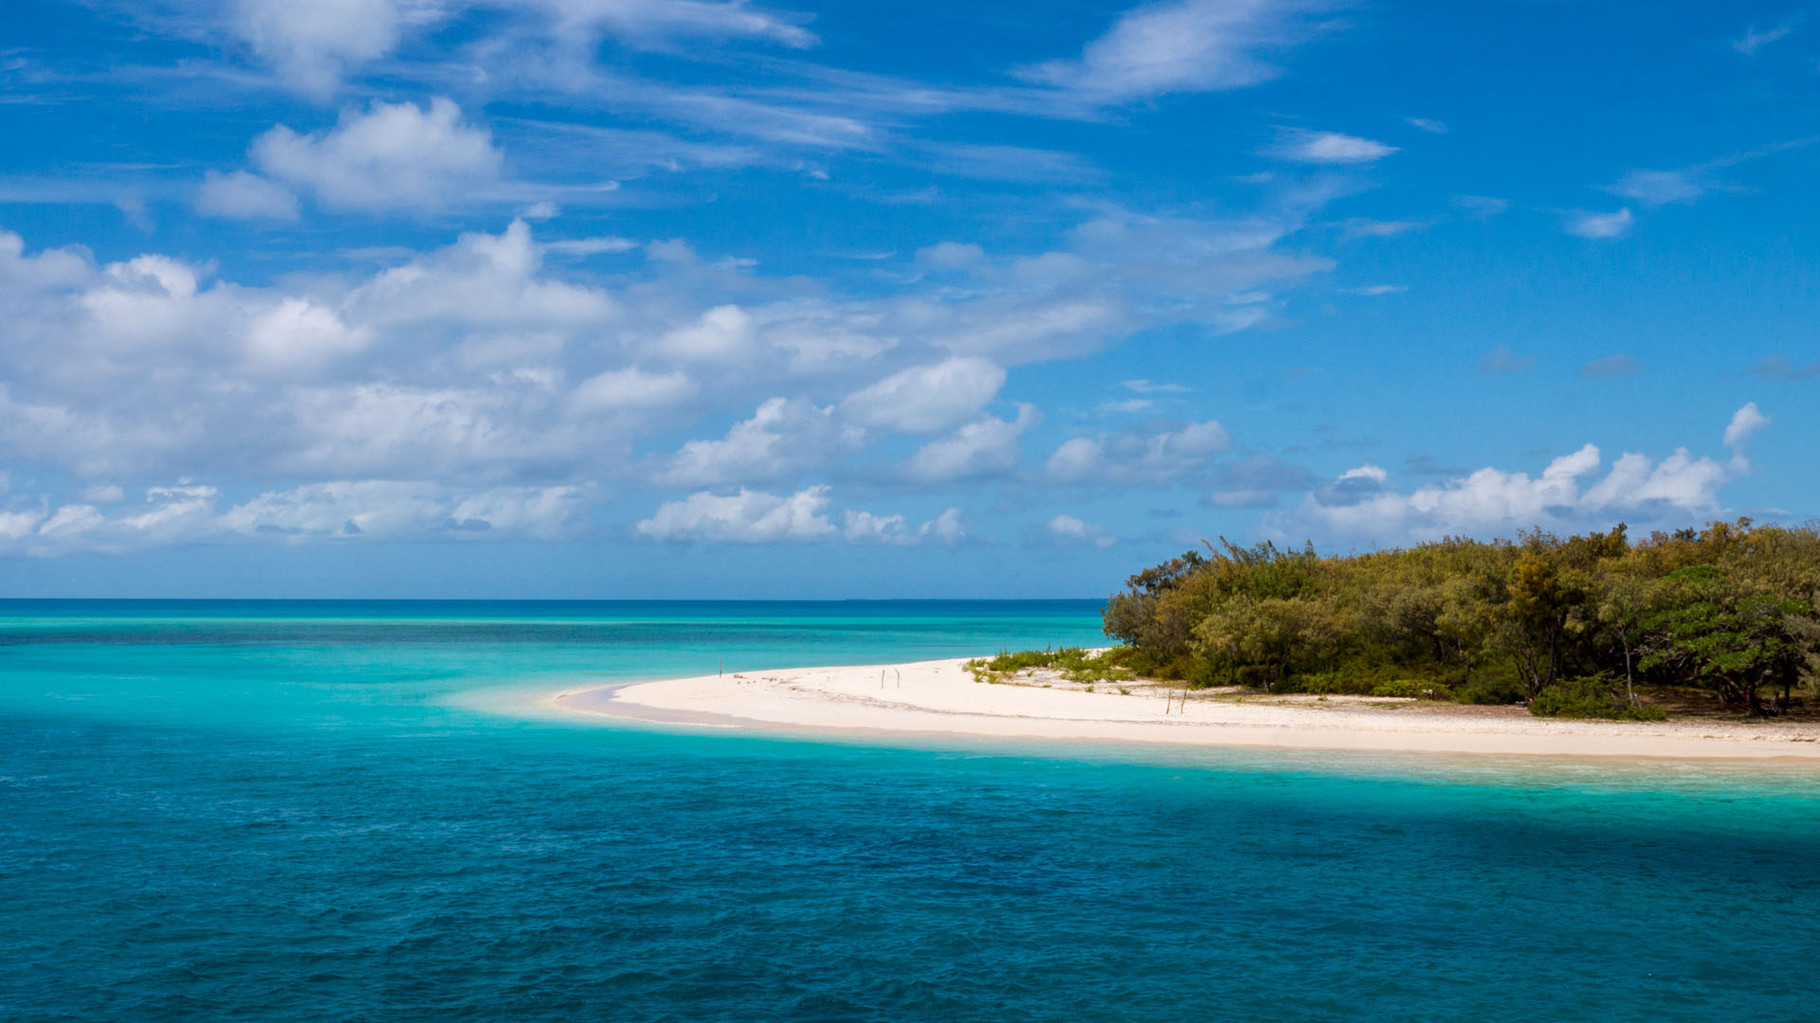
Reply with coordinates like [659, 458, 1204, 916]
[0, 0, 1815, 598]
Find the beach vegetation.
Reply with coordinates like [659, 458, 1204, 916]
[966, 646, 1134, 686]
[1099, 520, 1820, 719]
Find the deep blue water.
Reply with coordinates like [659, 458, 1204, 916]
[2, 600, 1818, 1022]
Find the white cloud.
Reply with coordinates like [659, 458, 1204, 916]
[902, 404, 1040, 483]
[1123, 379, 1190, 394]
[232, 0, 432, 97]
[245, 298, 370, 372]
[0, 479, 581, 555]
[251, 98, 503, 211]
[841, 506, 966, 546]
[543, 235, 640, 257]
[653, 304, 757, 362]
[196, 170, 301, 221]
[1048, 514, 1116, 548]
[841, 357, 1005, 434]
[221, 480, 582, 540]
[1734, 24, 1796, 56]
[1405, 117, 1447, 134]
[1565, 208, 1633, 240]
[1014, 0, 1332, 103]
[1268, 129, 1397, 164]
[1723, 401, 1768, 449]
[915, 241, 987, 270]
[1610, 169, 1706, 207]
[656, 397, 855, 487]
[529, 0, 817, 49]
[635, 485, 836, 542]
[568, 367, 697, 414]
[1266, 406, 1768, 544]
[227, 0, 811, 97]
[1045, 419, 1230, 485]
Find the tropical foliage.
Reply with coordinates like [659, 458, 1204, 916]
[1101, 520, 1820, 717]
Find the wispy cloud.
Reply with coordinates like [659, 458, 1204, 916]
[1580, 354, 1642, 379]
[1012, 0, 1340, 104]
[1733, 23, 1797, 56]
[1565, 208, 1633, 239]
[1751, 355, 1820, 380]
[1478, 345, 1536, 374]
[1266, 128, 1397, 165]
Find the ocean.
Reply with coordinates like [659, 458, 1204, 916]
[2, 600, 1817, 1022]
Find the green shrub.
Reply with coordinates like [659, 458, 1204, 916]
[1529, 674, 1668, 720]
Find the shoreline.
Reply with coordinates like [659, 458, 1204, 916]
[553, 656, 1820, 763]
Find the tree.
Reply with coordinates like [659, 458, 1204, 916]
[1192, 597, 1344, 692]
[1492, 551, 1588, 699]
[1593, 565, 1663, 709]
[1642, 568, 1811, 715]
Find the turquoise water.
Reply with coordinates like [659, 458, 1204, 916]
[3, 601, 1818, 1022]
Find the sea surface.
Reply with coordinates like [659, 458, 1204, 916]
[2, 600, 1818, 1022]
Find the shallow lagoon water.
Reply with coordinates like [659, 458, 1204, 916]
[3, 601, 1817, 1022]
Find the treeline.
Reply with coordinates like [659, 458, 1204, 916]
[1102, 520, 1820, 717]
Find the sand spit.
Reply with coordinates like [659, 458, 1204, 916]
[554, 657, 1820, 761]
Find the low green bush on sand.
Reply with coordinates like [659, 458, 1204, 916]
[1528, 674, 1667, 721]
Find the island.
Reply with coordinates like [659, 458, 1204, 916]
[558, 520, 1820, 760]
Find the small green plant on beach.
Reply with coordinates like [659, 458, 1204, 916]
[966, 646, 1135, 686]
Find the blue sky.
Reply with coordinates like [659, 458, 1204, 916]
[0, 0, 1814, 598]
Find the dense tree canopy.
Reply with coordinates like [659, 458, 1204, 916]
[1102, 521, 1820, 717]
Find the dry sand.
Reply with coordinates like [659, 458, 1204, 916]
[553, 656, 1820, 761]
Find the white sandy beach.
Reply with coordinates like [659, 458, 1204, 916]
[555, 656, 1820, 761]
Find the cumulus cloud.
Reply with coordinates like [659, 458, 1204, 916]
[636, 485, 836, 542]
[232, 0, 431, 97]
[1723, 401, 1768, 449]
[902, 404, 1041, 483]
[228, 0, 812, 96]
[1266, 129, 1397, 164]
[842, 506, 966, 546]
[1014, 0, 1333, 103]
[841, 357, 1005, 434]
[569, 367, 697, 415]
[251, 98, 503, 211]
[653, 304, 758, 362]
[655, 398, 857, 487]
[1265, 405, 1768, 544]
[0, 191, 1343, 554]
[0, 479, 583, 556]
[196, 170, 301, 221]
[1046, 419, 1230, 485]
[1048, 514, 1116, 548]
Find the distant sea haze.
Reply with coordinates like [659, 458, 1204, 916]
[2, 601, 1816, 1022]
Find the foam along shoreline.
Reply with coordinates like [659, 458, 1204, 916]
[554, 657, 1820, 761]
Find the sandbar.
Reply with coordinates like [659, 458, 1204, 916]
[554, 657, 1820, 761]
